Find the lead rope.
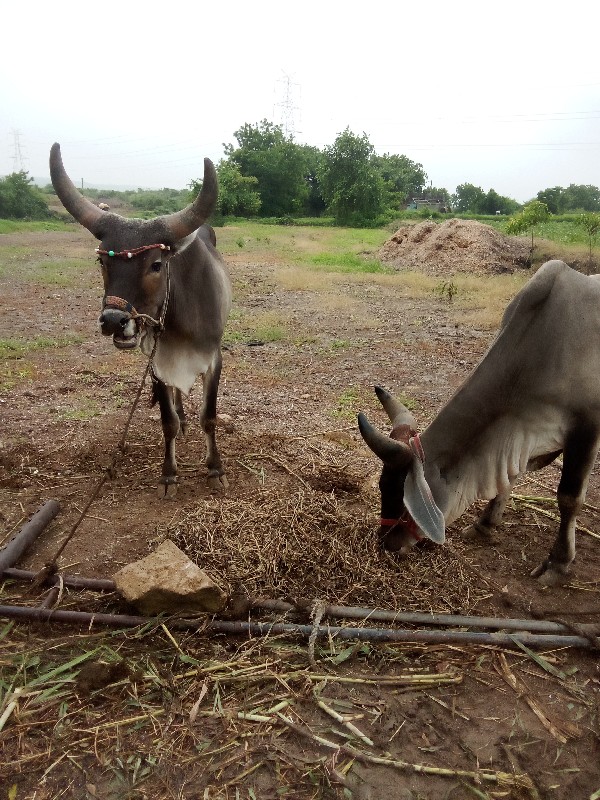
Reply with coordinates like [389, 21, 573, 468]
[31, 262, 171, 590]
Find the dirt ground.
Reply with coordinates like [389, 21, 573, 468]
[0, 225, 599, 800]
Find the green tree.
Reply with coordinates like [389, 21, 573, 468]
[562, 184, 600, 212]
[318, 128, 385, 225]
[577, 212, 600, 272]
[194, 161, 261, 217]
[224, 120, 309, 216]
[479, 189, 519, 215]
[451, 183, 486, 213]
[0, 171, 50, 219]
[506, 200, 550, 253]
[537, 186, 565, 214]
[300, 144, 326, 216]
[373, 153, 427, 210]
[428, 187, 451, 208]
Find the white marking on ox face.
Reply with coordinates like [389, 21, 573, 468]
[112, 317, 139, 350]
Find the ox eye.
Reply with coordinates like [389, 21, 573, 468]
[151, 261, 162, 272]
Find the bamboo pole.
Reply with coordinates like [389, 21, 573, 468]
[0, 604, 596, 650]
[248, 598, 598, 634]
[0, 500, 60, 572]
[2, 568, 116, 592]
[2, 572, 598, 638]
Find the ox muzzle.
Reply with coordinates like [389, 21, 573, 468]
[379, 512, 423, 551]
[99, 306, 140, 350]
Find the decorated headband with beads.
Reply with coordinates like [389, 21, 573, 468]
[95, 243, 171, 259]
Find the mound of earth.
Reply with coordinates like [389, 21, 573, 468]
[379, 217, 531, 275]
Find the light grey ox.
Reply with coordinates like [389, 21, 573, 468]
[50, 143, 231, 498]
[359, 260, 600, 586]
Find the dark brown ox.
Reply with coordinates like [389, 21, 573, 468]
[50, 143, 231, 497]
[359, 260, 600, 586]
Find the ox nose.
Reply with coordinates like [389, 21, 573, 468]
[99, 308, 131, 336]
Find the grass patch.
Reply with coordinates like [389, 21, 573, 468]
[58, 401, 102, 421]
[0, 253, 92, 285]
[310, 252, 387, 273]
[0, 334, 85, 360]
[225, 310, 288, 345]
[332, 388, 361, 419]
[217, 221, 389, 263]
[0, 361, 35, 391]
[0, 219, 71, 234]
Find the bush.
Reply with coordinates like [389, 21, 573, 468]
[0, 172, 50, 220]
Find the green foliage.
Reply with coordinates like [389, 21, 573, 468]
[81, 185, 190, 217]
[452, 183, 518, 215]
[452, 183, 485, 213]
[506, 200, 550, 234]
[318, 128, 386, 225]
[577, 211, 600, 263]
[223, 119, 312, 216]
[0, 171, 50, 219]
[506, 200, 550, 251]
[213, 160, 261, 216]
[435, 280, 459, 302]
[373, 152, 427, 210]
[536, 184, 600, 213]
[536, 186, 564, 214]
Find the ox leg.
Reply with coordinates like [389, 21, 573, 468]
[461, 484, 514, 542]
[174, 389, 188, 437]
[154, 379, 180, 499]
[531, 426, 599, 585]
[201, 351, 228, 491]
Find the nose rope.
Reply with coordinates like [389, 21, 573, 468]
[31, 252, 171, 587]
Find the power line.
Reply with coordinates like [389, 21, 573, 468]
[10, 129, 27, 171]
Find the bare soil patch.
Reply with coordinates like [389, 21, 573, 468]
[0, 226, 599, 799]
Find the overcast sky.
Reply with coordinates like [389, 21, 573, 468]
[2, 0, 599, 202]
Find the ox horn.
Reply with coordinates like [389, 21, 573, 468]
[374, 385, 417, 430]
[160, 158, 218, 241]
[357, 413, 413, 468]
[50, 143, 106, 237]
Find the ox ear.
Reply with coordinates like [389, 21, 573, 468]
[403, 454, 445, 544]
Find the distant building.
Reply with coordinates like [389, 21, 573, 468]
[407, 195, 448, 213]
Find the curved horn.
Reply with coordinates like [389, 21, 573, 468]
[374, 385, 417, 430]
[160, 158, 218, 240]
[358, 413, 414, 469]
[49, 143, 106, 236]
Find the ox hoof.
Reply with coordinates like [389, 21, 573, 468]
[530, 562, 570, 587]
[461, 523, 496, 543]
[157, 480, 178, 500]
[207, 473, 229, 492]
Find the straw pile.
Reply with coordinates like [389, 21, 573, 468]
[165, 432, 488, 614]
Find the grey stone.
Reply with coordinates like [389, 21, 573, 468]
[113, 539, 226, 615]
